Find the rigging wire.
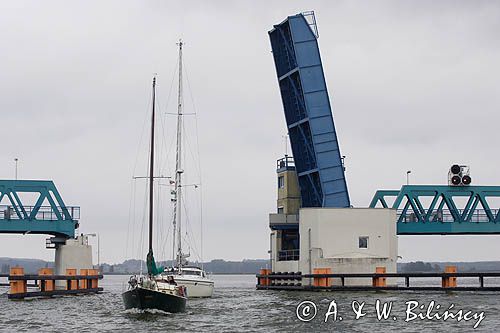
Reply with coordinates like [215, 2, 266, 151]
[137, 161, 149, 264]
[181, 189, 201, 262]
[175, 101, 203, 263]
[125, 79, 154, 263]
[124, 44, 205, 269]
[154, 60, 180, 263]
[124, 53, 193, 269]
[184, 60, 206, 267]
[159, 63, 179, 177]
[153, 82, 168, 261]
[125, 179, 135, 260]
[137, 83, 155, 266]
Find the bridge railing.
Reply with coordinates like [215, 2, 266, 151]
[0, 205, 80, 221]
[276, 155, 295, 171]
[397, 209, 498, 223]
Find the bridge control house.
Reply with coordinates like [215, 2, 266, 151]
[269, 157, 398, 286]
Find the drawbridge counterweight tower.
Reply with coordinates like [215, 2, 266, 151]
[269, 12, 350, 208]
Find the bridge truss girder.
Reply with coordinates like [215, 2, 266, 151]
[0, 180, 79, 238]
[370, 185, 500, 235]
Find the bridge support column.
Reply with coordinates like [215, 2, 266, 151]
[54, 235, 93, 288]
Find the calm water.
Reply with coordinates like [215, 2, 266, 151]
[1, 275, 499, 332]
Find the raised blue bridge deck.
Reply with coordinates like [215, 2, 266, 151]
[269, 11, 350, 208]
[0, 180, 79, 238]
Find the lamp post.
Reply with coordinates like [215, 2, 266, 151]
[406, 170, 411, 185]
[14, 158, 18, 180]
[87, 233, 100, 271]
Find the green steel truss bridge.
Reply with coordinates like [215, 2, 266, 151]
[0, 180, 79, 239]
[370, 185, 500, 235]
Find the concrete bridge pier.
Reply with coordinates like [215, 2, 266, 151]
[54, 235, 93, 288]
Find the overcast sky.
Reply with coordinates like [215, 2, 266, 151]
[0, 1, 499, 264]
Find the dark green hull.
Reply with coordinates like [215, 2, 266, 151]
[122, 287, 186, 313]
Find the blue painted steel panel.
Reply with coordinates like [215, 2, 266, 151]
[370, 185, 500, 235]
[0, 220, 76, 238]
[269, 12, 350, 208]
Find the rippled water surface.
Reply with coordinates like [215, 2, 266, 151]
[1, 275, 499, 332]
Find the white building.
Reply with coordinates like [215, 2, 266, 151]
[269, 157, 397, 286]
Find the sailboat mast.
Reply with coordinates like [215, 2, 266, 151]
[149, 76, 156, 253]
[174, 40, 184, 267]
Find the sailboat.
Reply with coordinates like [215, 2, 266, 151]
[122, 76, 187, 313]
[162, 40, 215, 298]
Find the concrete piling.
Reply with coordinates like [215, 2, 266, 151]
[442, 266, 457, 288]
[38, 268, 55, 292]
[372, 267, 387, 287]
[313, 268, 332, 287]
[65, 268, 78, 290]
[9, 267, 27, 295]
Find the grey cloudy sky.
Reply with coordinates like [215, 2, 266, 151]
[1, 1, 499, 264]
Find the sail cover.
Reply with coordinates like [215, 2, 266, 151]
[146, 250, 164, 276]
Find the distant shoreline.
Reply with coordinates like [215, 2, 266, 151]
[2, 257, 500, 275]
[0, 257, 271, 275]
[103, 272, 256, 276]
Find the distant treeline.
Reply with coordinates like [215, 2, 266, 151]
[2, 257, 500, 274]
[100, 259, 271, 275]
[0, 257, 51, 274]
[398, 261, 500, 273]
[398, 261, 440, 272]
[0, 257, 270, 274]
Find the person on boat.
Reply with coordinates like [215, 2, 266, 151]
[167, 275, 177, 285]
